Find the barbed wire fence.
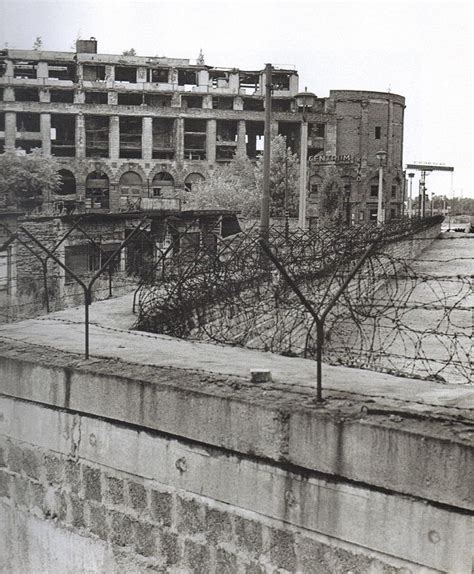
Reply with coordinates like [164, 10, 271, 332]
[135, 215, 472, 397]
[0, 214, 471, 397]
[0, 216, 154, 357]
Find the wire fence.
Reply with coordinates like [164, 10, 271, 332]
[0, 214, 471, 397]
[135, 215, 472, 394]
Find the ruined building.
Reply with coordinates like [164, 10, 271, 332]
[0, 38, 405, 222]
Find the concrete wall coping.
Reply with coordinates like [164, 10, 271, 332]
[0, 340, 472, 513]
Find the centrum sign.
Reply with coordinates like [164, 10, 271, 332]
[309, 154, 355, 163]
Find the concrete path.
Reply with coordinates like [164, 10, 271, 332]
[0, 290, 472, 412]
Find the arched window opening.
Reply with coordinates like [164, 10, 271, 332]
[57, 170, 76, 196]
[119, 171, 143, 197]
[152, 172, 175, 197]
[184, 172, 205, 192]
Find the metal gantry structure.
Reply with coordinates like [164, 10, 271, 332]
[405, 163, 454, 218]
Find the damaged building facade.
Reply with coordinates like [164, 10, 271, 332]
[0, 38, 405, 222]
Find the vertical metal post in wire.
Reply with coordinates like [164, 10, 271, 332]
[19, 218, 148, 359]
[260, 238, 377, 402]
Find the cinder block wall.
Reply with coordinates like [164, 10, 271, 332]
[0, 343, 472, 574]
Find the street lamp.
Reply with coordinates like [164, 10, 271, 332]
[295, 87, 316, 228]
[375, 150, 387, 226]
[343, 181, 352, 225]
[407, 172, 415, 218]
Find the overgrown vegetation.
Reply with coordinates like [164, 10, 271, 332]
[184, 135, 300, 218]
[0, 148, 61, 210]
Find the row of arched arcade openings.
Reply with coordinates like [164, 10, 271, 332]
[54, 170, 206, 210]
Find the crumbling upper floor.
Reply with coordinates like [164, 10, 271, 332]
[0, 39, 299, 100]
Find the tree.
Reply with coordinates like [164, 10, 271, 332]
[255, 134, 300, 217]
[0, 148, 62, 210]
[184, 135, 301, 219]
[122, 48, 137, 56]
[319, 166, 345, 224]
[32, 36, 43, 51]
[183, 155, 259, 217]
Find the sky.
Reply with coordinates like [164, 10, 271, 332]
[1, 0, 472, 198]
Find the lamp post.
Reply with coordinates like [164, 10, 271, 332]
[260, 63, 272, 242]
[295, 88, 316, 229]
[375, 150, 387, 226]
[407, 172, 415, 218]
[343, 181, 352, 226]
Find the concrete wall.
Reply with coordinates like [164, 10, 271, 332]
[0, 342, 472, 573]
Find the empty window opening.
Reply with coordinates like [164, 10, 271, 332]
[48, 62, 75, 81]
[15, 88, 39, 102]
[310, 123, 325, 138]
[239, 72, 260, 94]
[309, 175, 322, 203]
[391, 185, 397, 198]
[0, 113, 5, 131]
[152, 118, 175, 160]
[184, 172, 204, 192]
[0, 140, 5, 154]
[126, 233, 154, 275]
[85, 115, 109, 158]
[83, 65, 106, 81]
[0, 88, 3, 102]
[57, 170, 76, 195]
[119, 116, 142, 159]
[243, 98, 264, 112]
[119, 171, 143, 197]
[178, 69, 197, 87]
[184, 119, 206, 160]
[272, 99, 292, 112]
[216, 147, 235, 162]
[370, 184, 379, 197]
[144, 94, 171, 108]
[217, 120, 238, 160]
[272, 73, 290, 91]
[185, 119, 206, 133]
[184, 96, 203, 109]
[118, 92, 143, 106]
[217, 120, 237, 142]
[184, 135, 206, 160]
[149, 68, 169, 83]
[375, 126, 381, 139]
[50, 90, 74, 103]
[0, 62, 6, 78]
[278, 123, 299, 154]
[115, 66, 137, 83]
[65, 243, 119, 280]
[14, 61, 37, 79]
[369, 209, 378, 222]
[246, 121, 264, 159]
[212, 97, 233, 110]
[209, 70, 229, 89]
[51, 115, 75, 157]
[85, 91, 108, 105]
[86, 171, 109, 209]
[16, 140, 42, 154]
[152, 172, 175, 197]
[16, 113, 40, 132]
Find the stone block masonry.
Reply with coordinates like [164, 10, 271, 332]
[0, 340, 472, 573]
[2, 398, 469, 574]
